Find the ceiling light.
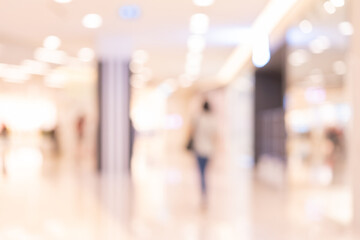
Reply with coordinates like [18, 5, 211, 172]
[78, 48, 95, 62]
[2, 66, 30, 83]
[186, 52, 203, 66]
[190, 13, 209, 34]
[54, 0, 72, 3]
[82, 14, 103, 29]
[185, 64, 201, 76]
[187, 35, 206, 53]
[43, 36, 61, 50]
[288, 49, 309, 66]
[333, 60, 347, 75]
[34, 48, 68, 64]
[338, 21, 353, 36]
[323, 1, 336, 14]
[330, 0, 345, 7]
[21, 60, 49, 75]
[299, 20, 312, 34]
[193, 0, 215, 7]
[252, 31, 270, 68]
[119, 5, 141, 20]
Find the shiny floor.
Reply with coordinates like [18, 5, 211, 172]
[0, 136, 357, 240]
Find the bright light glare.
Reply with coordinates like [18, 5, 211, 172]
[288, 49, 309, 66]
[187, 35, 206, 53]
[185, 64, 201, 76]
[330, 0, 345, 7]
[252, 31, 270, 68]
[193, 0, 214, 6]
[0, 97, 57, 131]
[34, 48, 68, 64]
[82, 14, 103, 29]
[190, 13, 209, 34]
[43, 36, 61, 50]
[21, 60, 49, 75]
[299, 20, 312, 34]
[338, 21, 354, 36]
[333, 60, 347, 75]
[186, 52, 203, 67]
[0, 65, 30, 83]
[78, 48, 95, 62]
[44, 71, 67, 88]
[323, 1, 336, 14]
[5, 147, 43, 179]
[54, 0, 72, 3]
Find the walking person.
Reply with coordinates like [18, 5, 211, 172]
[191, 100, 217, 206]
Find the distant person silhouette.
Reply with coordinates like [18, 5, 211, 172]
[192, 100, 217, 204]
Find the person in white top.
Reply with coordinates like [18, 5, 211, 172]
[192, 100, 217, 198]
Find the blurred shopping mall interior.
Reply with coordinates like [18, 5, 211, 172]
[1, 0, 360, 239]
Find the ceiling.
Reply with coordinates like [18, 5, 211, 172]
[0, 0, 269, 81]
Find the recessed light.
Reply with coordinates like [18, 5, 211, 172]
[190, 13, 209, 34]
[43, 36, 61, 50]
[338, 21, 353, 36]
[323, 1, 336, 14]
[193, 0, 214, 7]
[187, 35, 206, 53]
[82, 14, 103, 29]
[330, 0, 345, 7]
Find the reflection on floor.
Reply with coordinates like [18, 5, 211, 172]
[0, 136, 357, 240]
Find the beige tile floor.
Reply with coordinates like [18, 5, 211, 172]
[0, 137, 358, 240]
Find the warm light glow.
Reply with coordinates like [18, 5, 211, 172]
[43, 36, 61, 50]
[187, 35, 206, 53]
[5, 147, 43, 179]
[338, 21, 353, 36]
[78, 48, 95, 62]
[21, 60, 49, 75]
[0, 65, 30, 83]
[44, 71, 67, 88]
[323, 1, 336, 14]
[299, 20, 312, 34]
[190, 13, 209, 34]
[330, 0, 345, 7]
[34, 48, 68, 64]
[82, 14, 103, 29]
[193, 0, 214, 7]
